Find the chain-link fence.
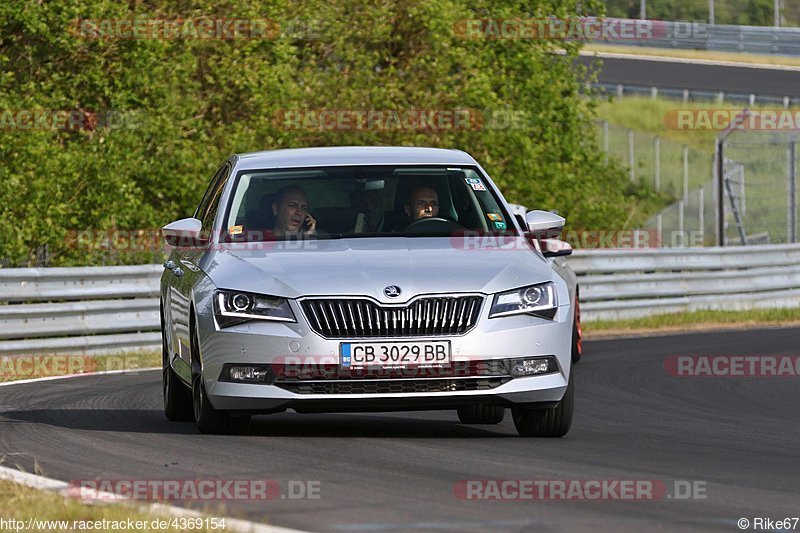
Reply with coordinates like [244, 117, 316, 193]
[599, 120, 711, 197]
[602, 0, 799, 27]
[719, 131, 798, 245]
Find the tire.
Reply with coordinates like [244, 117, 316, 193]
[190, 316, 250, 435]
[512, 370, 574, 438]
[571, 289, 583, 365]
[162, 305, 193, 422]
[457, 404, 505, 424]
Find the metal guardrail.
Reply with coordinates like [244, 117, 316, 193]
[571, 243, 800, 321]
[0, 265, 161, 355]
[593, 20, 800, 56]
[1, 245, 799, 353]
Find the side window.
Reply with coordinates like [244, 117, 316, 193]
[198, 164, 231, 241]
[194, 165, 228, 222]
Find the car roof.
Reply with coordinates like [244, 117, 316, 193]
[233, 146, 478, 171]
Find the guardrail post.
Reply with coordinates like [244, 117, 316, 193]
[678, 199, 685, 247]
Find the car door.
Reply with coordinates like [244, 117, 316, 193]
[167, 163, 231, 369]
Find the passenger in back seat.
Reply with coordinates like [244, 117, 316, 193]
[350, 189, 385, 233]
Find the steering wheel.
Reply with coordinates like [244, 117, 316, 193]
[404, 217, 465, 234]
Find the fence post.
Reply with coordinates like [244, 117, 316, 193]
[716, 139, 725, 246]
[602, 120, 609, 155]
[654, 136, 660, 192]
[682, 145, 689, 203]
[657, 213, 663, 248]
[699, 186, 705, 243]
[628, 129, 635, 182]
[790, 138, 797, 243]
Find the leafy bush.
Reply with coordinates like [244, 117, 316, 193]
[0, 0, 638, 266]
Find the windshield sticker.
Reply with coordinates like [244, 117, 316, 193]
[486, 212, 502, 221]
[229, 225, 244, 235]
[494, 221, 507, 230]
[465, 177, 487, 191]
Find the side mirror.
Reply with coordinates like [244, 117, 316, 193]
[162, 218, 205, 248]
[525, 210, 565, 237]
[540, 238, 572, 257]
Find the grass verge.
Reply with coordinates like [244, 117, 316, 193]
[583, 307, 800, 338]
[583, 43, 800, 68]
[0, 351, 160, 383]
[0, 479, 227, 533]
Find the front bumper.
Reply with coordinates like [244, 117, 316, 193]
[194, 299, 572, 413]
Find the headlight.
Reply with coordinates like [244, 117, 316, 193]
[214, 290, 296, 327]
[489, 282, 558, 319]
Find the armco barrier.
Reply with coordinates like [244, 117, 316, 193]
[570, 244, 800, 321]
[1, 244, 799, 354]
[0, 265, 161, 355]
[591, 19, 800, 57]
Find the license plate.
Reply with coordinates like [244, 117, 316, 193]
[340, 341, 451, 369]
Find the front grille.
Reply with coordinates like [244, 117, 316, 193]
[300, 295, 483, 338]
[275, 377, 511, 395]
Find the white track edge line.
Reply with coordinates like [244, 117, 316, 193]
[0, 370, 313, 533]
[0, 367, 160, 387]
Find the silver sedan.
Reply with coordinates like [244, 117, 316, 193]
[160, 147, 578, 437]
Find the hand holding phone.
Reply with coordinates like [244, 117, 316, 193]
[303, 213, 317, 234]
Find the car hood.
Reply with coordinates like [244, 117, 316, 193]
[203, 237, 552, 303]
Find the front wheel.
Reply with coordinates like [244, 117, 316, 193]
[162, 305, 193, 421]
[191, 319, 250, 434]
[512, 370, 574, 438]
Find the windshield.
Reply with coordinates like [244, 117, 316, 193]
[220, 165, 514, 241]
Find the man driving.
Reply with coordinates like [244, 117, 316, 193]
[272, 185, 316, 235]
[404, 185, 440, 222]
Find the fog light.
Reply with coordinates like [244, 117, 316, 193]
[512, 357, 557, 377]
[222, 364, 272, 383]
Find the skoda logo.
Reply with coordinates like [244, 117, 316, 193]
[384, 285, 402, 298]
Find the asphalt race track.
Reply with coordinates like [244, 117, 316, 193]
[577, 54, 800, 98]
[1, 327, 798, 532]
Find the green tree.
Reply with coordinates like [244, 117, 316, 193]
[0, 0, 636, 266]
